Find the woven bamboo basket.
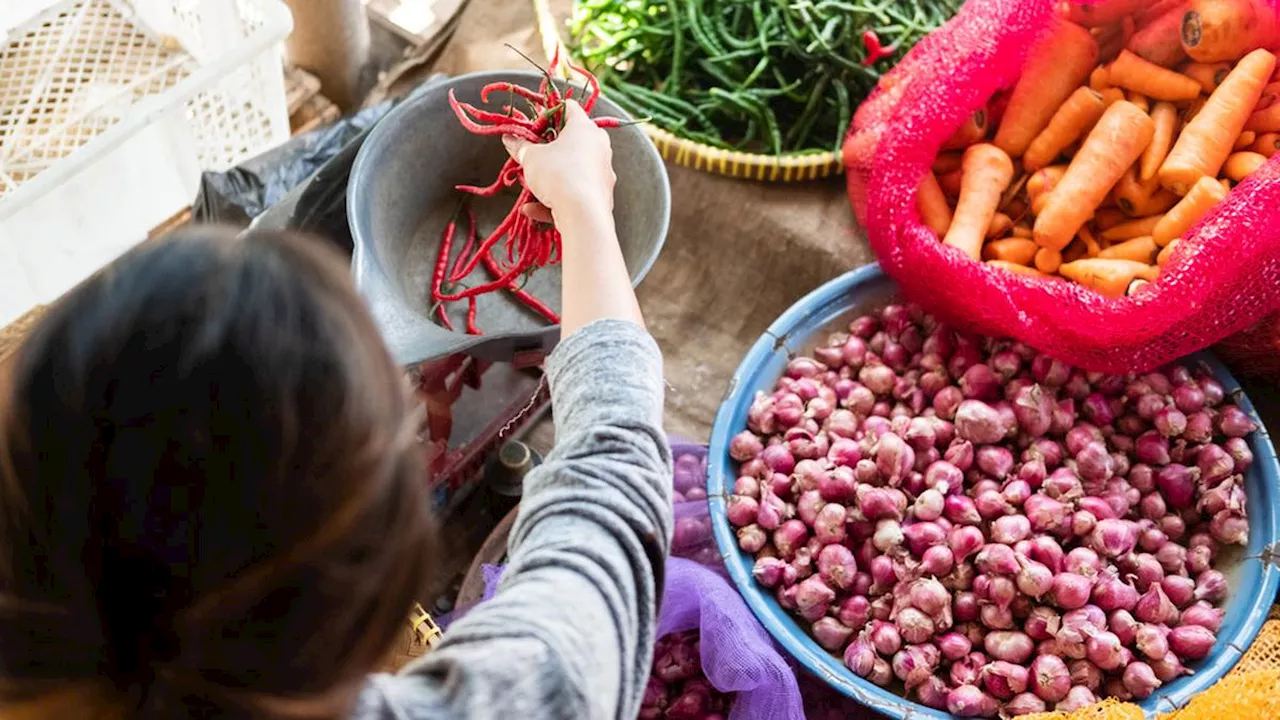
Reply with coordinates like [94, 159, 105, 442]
[532, 0, 844, 182]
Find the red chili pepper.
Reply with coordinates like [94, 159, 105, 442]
[479, 251, 560, 324]
[455, 158, 519, 198]
[448, 91, 541, 142]
[480, 82, 545, 105]
[449, 191, 530, 281]
[593, 117, 625, 128]
[457, 100, 538, 129]
[465, 297, 481, 335]
[449, 205, 478, 282]
[502, 105, 532, 123]
[862, 30, 896, 66]
[435, 303, 454, 331]
[431, 215, 458, 303]
[435, 251, 535, 302]
[567, 61, 601, 112]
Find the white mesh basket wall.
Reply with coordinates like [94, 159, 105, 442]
[0, 0, 292, 327]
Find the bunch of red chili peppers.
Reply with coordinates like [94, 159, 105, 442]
[432, 51, 625, 335]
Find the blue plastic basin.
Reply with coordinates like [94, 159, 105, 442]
[707, 264, 1280, 718]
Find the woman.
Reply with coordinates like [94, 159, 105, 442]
[0, 100, 672, 720]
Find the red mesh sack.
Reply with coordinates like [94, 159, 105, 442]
[843, 0, 1280, 373]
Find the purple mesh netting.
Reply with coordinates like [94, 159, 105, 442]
[480, 564, 505, 602]
[658, 558, 804, 720]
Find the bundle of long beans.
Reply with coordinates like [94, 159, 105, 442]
[570, 0, 962, 155]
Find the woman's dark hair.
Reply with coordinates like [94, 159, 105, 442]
[0, 228, 436, 718]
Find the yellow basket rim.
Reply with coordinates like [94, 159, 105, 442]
[641, 122, 845, 182]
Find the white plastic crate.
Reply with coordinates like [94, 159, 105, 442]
[0, 0, 292, 328]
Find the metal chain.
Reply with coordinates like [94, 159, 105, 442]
[499, 374, 549, 439]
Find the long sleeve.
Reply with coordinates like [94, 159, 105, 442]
[354, 319, 673, 720]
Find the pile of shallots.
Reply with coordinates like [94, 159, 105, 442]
[641, 630, 733, 720]
[726, 304, 1255, 717]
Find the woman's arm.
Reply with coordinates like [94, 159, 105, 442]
[359, 102, 671, 720]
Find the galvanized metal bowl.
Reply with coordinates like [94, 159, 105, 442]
[707, 264, 1280, 719]
[348, 70, 670, 365]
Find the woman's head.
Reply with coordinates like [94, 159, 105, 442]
[0, 228, 435, 717]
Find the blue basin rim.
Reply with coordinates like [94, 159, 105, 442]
[706, 263, 1280, 719]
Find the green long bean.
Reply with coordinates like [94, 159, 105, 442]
[569, 0, 960, 154]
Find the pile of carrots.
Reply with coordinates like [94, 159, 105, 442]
[919, 0, 1280, 298]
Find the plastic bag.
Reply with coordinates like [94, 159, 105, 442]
[191, 101, 392, 229]
[843, 0, 1280, 373]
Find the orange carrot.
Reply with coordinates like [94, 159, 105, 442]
[1108, 50, 1204, 101]
[944, 109, 990, 150]
[1129, 6, 1190, 68]
[918, 172, 953, 237]
[1128, 189, 1182, 216]
[1079, 226, 1104, 256]
[1137, 0, 1187, 27]
[1006, 196, 1029, 219]
[1224, 150, 1268, 180]
[933, 152, 964, 174]
[1182, 96, 1208, 122]
[1244, 104, 1280, 132]
[1161, 49, 1277, 193]
[995, 19, 1099, 158]
[987, 212, 1015, 239]
[1099, 235, 1159, 262]
[1141, 102, 1179, 181]
[1059, 258, 1160, 297]
[1027, 165, 1068, 203]
[1063, 238, 1090, 263]
[1097, 17, 1137, 64]
[1094, 207, 1129, 230]
[1024, 88, 1108, 171]
[1069, 0, 1147, 27]
[1251, 132, 1280, 156]
[1181, 61, 1232, 92]
[1035, 247, 1063, 273]
[1181, 0, 1280, 63]
[938, 169, 963, 197]
[1113, 166, 1163, 214]
[1101, 87, 1128, 107]
[1127, 90, 1151, 112]
[1091, 66, 1113, 91]
[983, 238, 1039, 265]
[1101, 215, 1165, 241]
[1152, 175, 1229, 245]
[1034, 102, 1157, 250]
[1131, 6, 1187, 67]
[1235, 130, 1258, 149]
[1243, 80, 1280, 131]
[944, 144, 1015, 260]
[1157, 238, 1181, 266]
[987, 260, 1049, 278]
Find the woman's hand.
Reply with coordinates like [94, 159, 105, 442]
[502, 100, 642, 334]
[502, 101, 617, 225]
